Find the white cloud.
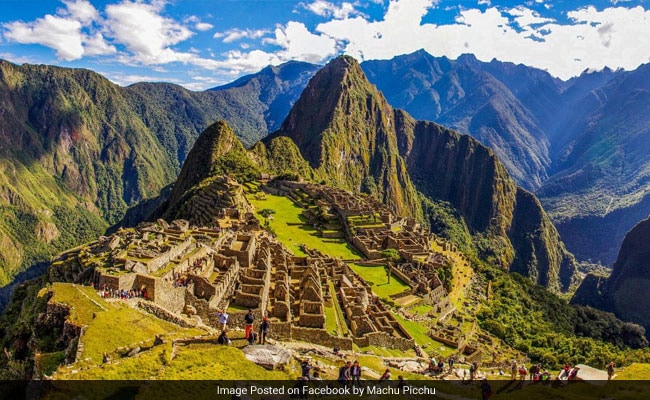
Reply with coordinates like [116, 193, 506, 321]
[304, 0, 650, 79]
[214, 28, 269, 43]
[61, 0, 99, 24]
[302, 0, 364, 19]
[2, 0, 111, 61]
[83, 32, 117, 56]
[104, 2, 193, 60]
[195, 22, 214, 31]
[3, 16, 85, 60]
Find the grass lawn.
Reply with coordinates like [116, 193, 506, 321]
[349, 263, 409, 300]
[44, 283, 205, 366]
[248, 193, 361, 259]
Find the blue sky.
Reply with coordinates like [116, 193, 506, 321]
[0, 0, 648, 90]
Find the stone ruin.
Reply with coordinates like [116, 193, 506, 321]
[49, 176, 459, 353]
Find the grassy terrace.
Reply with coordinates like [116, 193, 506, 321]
[349, 263, 409, 301]
[247, 192, 361, 259]
[43, 283, 205, 365]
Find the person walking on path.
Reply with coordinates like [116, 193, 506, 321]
[607, 362, 615, 380]
[244, 309, 255, 340]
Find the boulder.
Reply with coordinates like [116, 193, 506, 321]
[132, 262, 148, 274]
[242, 345, 292, 370]
[127, 346, 141, 357]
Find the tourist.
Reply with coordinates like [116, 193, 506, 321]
[607, 361, 615, 380]
[217, 329, 231, 345]
[244, 309, 255, 339]
[559, 363, 571, 380]
[448, 356, 455, 373]
[259, 317, 271, 345]
[379, 368, 391, 380]
[568, 366, 580, 381]
[247, 331, 258, 346]
[338, 361, 352, 385]
[469, 362, 477, 381]
[518, 364, 527, 380]
[480, 378, 493, 400]
[217, 310, 230, 331]
[510, 361, 518, 380]
[312, 369, 322, 380]
[396, 375, 407, 390]
[301, 359, 313, 380]
[351, 360, 362, 386]
[529, 363, 539, 381]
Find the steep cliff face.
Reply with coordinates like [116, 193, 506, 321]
[269, 56, 422, 219]
[606, 216, 650, 330]
[400, 114, 575, 290]
[508, 188, 576, 291]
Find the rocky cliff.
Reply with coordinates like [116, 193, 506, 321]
[606, 216, 650, 330]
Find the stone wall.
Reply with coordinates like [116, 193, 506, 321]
[291, 327, 353, 350]
[147, 239, 193, 273]
[137, 301, 196, 328]
[96, 273, 121, 290]
[190, 275, 216, 301]
[134, 275, 157, 300]
[364, 332, 414, 351]
[153, 281, 186, 314]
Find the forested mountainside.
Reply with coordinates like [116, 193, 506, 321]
[0, 59, 316, 284]
[573, 215, 650, 334]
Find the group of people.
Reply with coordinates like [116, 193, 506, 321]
[427, 356, 456, 375]
[511, 361, 552, 382]
[337, 360, 363, 385]
[99, 286, 146, 300]
[216, 308, 271, 346]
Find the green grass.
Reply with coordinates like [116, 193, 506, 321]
[328, 281, 350, 336]
[44, 283, 204, 366]
[617, 363, 650, 379]
[349, 263, 409, 300]
[45, 283, 104, 325]
[409, 304, 433, 316]
[248, 193, 361, 259]
[324, 305, 339, 335]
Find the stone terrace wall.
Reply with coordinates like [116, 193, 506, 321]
[147, 239, 192, 273]
[154, 281, 186, 314]
[364, 332, 414, 351]
[292, 327, 353, 350]
[138, 301, 196, 328]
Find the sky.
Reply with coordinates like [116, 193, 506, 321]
[0, 0, 648, 90]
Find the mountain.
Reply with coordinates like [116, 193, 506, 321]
[164, 56, 577, 292]
[0, 59, 318, 285]
[211, 61, 320, 135]
[360, 50, 650, 266]
[267, 56, 422, 219]
[538, 64, 650, 264]
[572, 215, 650, 333]
[362, 50, 561, 190]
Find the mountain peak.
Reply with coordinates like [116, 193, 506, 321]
[167, 120, 245, 207]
